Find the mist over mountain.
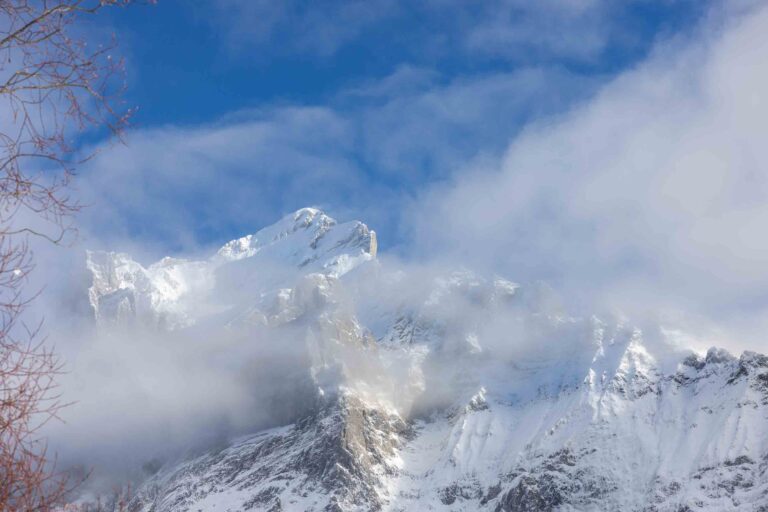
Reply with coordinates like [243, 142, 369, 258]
[51, 207, 768, 512]
[23, 2, 768, 511]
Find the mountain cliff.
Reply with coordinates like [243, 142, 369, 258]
[83, 208, 768, 512]
[86, 207, 377, 329]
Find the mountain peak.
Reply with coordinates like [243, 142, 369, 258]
[81, 209, 768, 512]
[87, 208, 377, 328]
[214, 207, 375, 274]
[216, 207, 335, 262]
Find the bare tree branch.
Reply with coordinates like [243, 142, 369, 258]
[0, 1, 143, 510]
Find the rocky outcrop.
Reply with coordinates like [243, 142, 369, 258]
[82, 208, 768, 512]
[128, 395, 409, 512]
[87, 208, 376, 328]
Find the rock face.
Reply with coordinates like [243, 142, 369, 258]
[213, 208, 376, 272]
[129, 395, 409, 512]
[86, 208, 377, 329]
[83, 208, 768, 512]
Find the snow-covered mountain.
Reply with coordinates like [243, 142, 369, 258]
[86, 207, 376, 329]
[84, 208, 768, 512]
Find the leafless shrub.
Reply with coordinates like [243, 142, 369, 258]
[0, 1, 141, 510]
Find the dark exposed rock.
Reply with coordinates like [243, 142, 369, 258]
[495, 475, 564, 512]
[682, 354, 706, 370]
[753, 372, 768, 404]
[724, 455, 754, 466]
[706, 347, 736, 365]
[741, 351, 768, 368]
[243, 486, 282, 511]
[727, 364, 749, 385]
[128, 394, 410, 512]
[124, 343, 768, 512]
[437, 481, 483, 505]
[480, 482, 502, 505]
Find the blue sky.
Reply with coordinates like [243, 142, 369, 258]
[64, 1, 768, 352]
[26, 0, 768, 489]
[81, 0, 709, 253]
[101, 1, 706, 128]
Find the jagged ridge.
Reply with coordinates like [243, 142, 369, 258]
[80, 208, 768, 512]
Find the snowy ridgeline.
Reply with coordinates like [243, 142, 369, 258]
[86, 207, 377, 329]
[84, 208, 768, 512]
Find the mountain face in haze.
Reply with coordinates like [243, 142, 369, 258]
[86, 208, 376, 329]
[85, 208, 768, 512]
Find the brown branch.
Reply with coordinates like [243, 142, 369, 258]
[0, 1, 145, 510]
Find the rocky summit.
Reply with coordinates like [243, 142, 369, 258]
[84, 208, 768, 512]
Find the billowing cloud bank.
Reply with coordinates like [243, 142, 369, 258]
[411, 4, 768, 354]
[31, 0, 768, 499]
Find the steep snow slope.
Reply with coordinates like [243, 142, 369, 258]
[86, 208, 376, 329]
[130, 394, 409, 512]
[81, 208, 768, 512]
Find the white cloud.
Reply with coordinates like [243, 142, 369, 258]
[55, 2, 768, 358]
[73, 65, 591, 257]
[204, 0, 673, 64]
[206, 0, 400, 57]
[70, 2, 768, 357]
[77, 107, 366, 254]
[410, 3, 768, 353]
[18, 0, 768, 500]
[460, 0, 610, 61]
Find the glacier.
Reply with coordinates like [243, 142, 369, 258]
[82, 208, 768, 512]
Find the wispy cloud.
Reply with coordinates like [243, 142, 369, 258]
[70, 2, 768, 357]
[29, 4, 768, 497]
[206, 0, 401, 57]
[204, 0, 698, 65]
[75, 66, 592, 255]
[410, 3, 768, 353]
